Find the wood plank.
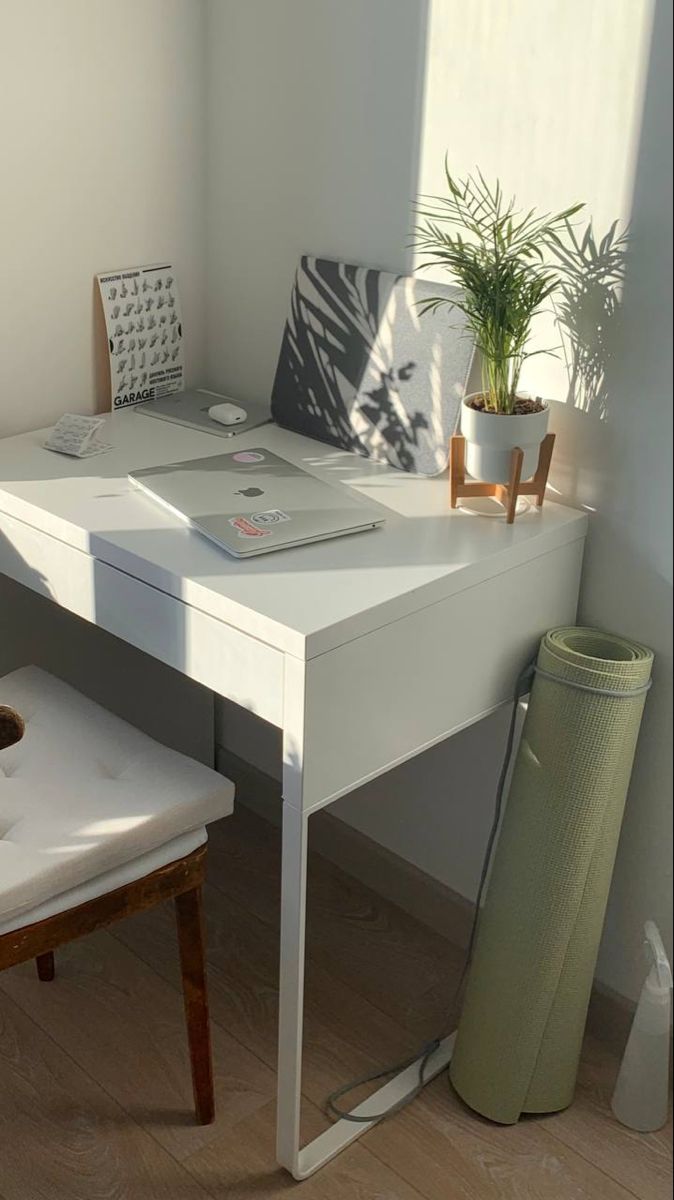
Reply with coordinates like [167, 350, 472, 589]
[204, 803, 283, 929]
[1, 802, 670, 1200]
[198, 812, 673, 1199]
[182, 1100, 427, 1200]
[364, 1075, 638, 1200]
[119, 817, 673, 1198]
[304, 849, 463, 1027]
[0, 990, 214, 1200]
[206, 807, 465, 1030]
[545, 1035, 672, 1200]
[112, 883, 430, 1138]
[0, 928, 275, 1163]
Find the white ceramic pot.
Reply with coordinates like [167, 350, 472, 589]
[460, 394, 550, 484]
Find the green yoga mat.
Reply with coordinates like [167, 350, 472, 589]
[450, 627, 654, 1124]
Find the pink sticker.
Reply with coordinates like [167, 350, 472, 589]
[232, 451, 265, 463]
[229, 516, 271, 539]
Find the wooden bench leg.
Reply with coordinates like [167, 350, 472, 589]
[175, 885, 215, 1125]
[36, 951, 55, 981]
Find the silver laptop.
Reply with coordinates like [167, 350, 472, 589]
[129, 448, 386, 557]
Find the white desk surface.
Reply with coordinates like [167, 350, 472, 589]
[0, 414, 587, 659]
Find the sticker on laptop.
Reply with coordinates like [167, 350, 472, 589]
[232, 451, 265, 464]
[228, 516, 272, 538]
[250, 509, 291, 527]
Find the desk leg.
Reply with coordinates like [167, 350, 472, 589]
[275, 796, 456, 1180]
[275, 657, 456, 1179]
[276, 800, 309, 1177]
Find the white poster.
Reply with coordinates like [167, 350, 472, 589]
[97, 263, 184, 412]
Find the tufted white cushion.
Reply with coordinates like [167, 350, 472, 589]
[0, 828, 207, 935]
[0, 666, 234, 930]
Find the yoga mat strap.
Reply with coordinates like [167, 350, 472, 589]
[534, 666, 653, 698]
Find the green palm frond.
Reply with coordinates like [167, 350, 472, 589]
[413, 163, 584, 412]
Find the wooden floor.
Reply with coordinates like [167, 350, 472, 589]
[0, 804, 671, 1200]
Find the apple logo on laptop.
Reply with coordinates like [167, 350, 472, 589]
[236, 487, 264, 498]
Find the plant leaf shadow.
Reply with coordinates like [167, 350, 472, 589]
[552, 218, 629, 421]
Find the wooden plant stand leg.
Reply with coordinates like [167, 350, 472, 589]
[505, 447, 524, 523]
[175, 885, 215, 1125]
[449, 435, 465, 509]
[35, 951, 55, 981]
[532, 433, 556, 507]
[449, 435, 499, 506]
[449, 433, 555, 524]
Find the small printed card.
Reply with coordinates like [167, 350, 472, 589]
[44, 414, 109, 457]
[96, 263, 184, 413]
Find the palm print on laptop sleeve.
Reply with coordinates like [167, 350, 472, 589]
[271, 256, 474, 475]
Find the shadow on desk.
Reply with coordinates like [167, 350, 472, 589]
[0, 530, 213, 763]
[84, 508, 543, 606]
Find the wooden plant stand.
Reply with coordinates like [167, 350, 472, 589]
[449, 433, 556, 524]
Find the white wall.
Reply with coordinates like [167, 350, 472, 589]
[0, 0, 212, 755]
[0, 0, 207, 436]
[569, 0, 673, 1000]
[411, 0, 673, 1002]
[204, 0, 428, 400]
[206, 0, 672, 1002]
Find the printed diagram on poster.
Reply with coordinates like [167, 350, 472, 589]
[97, 264, 184, 412]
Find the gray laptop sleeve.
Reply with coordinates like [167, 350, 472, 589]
[271, 255, 475, 475]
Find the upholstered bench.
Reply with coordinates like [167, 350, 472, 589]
[0, 666, 234, 1125]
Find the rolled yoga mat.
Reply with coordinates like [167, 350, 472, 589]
[450, 627, 654, 1124]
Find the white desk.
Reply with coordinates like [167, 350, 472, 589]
[0, 414, 587, 1178]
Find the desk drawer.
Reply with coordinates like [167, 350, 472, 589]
[0, 511, 284, 727]
[297, 536, 585, 811]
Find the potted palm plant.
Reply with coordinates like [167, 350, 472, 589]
[414, 167, 583, 483]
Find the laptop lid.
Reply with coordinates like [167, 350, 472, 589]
[129, 448, 386, 557]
